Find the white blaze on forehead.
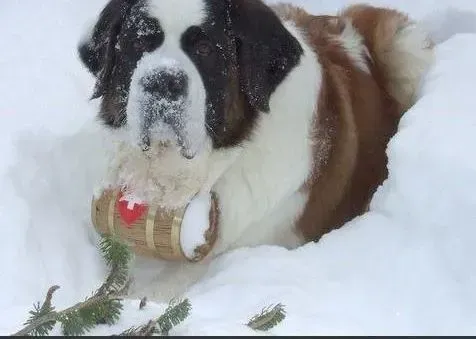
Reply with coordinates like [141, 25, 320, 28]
[147, 0, 206, 36]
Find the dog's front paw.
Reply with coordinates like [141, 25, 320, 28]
[180, 192, 219, 262]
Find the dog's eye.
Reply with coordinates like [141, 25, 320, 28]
[196, 40, 213, 57]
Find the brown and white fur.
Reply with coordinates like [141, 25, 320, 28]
[78, 0, 434, 301]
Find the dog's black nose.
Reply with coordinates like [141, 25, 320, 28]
[141, 70, 188, 101]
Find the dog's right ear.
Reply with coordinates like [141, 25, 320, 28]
[77, 0, 138, 99]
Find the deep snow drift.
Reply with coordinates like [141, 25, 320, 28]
[1, 0, 476, 335]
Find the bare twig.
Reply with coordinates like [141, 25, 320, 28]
[139, 297, 147, 310]
[43, 285, 60, 309]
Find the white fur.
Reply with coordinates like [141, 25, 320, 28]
[175, 22, 321, 258]
[102, 0, 212, 207]
[147, 0, 205, 37]
[335, 19, 371, 73]
[93, 1, 434, 304]
[101, 139, 213, 208]
[180, 192, 211, 260]
[204, 22, 321, 255]
[127, 21, 322, 303]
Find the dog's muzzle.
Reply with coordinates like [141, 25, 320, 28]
[137, 68, 194, 158]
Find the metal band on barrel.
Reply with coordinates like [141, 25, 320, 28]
[171, 207, 186, 259]
[145, 207, 157, 251]
[107, 190, 119, 235]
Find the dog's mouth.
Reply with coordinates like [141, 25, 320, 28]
[128, 88, 202, 160]
[138, 125, 196, 160]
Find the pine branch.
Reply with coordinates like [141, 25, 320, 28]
[12, 287, 120, 336]
[12, 232, 288, 336]
[58, 294, 124, 335]
[115, 320, 156, 336]
[97, 236, 132, 296]
[115, 298, 192, 336]
[157, 298, 192, 335]
[11, 235, 132, 336]
[247, 303, 286, 332]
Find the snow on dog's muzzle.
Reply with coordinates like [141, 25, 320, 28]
[137, 69, 190, 150]
[127, 54, 208, 160]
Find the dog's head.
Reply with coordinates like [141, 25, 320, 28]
[78, 0, 303, 159]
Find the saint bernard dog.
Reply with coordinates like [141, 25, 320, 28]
[78, 0, 434, 300]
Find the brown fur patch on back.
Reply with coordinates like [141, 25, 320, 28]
[272, 4, 402, 241]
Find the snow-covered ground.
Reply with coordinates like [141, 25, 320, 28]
[1, 0, 476, 335]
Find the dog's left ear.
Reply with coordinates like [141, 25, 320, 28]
[228, 0, 304, 112]
[77, 0, 138, 99]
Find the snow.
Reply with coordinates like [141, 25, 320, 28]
[180, 192, 212, 260]
[1, 0, 476, 335]
[119, 193, 146, 211]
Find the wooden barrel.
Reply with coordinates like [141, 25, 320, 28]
[91, 189, 218, 262]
